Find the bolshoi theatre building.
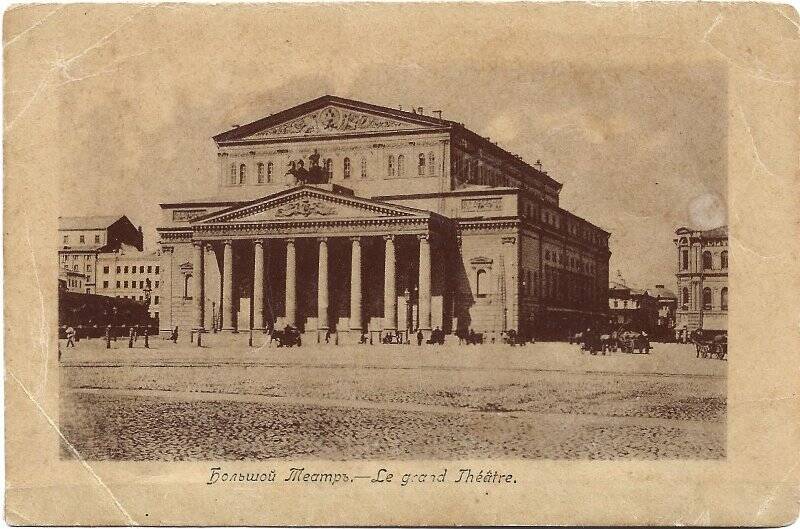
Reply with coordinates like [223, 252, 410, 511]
[157, 95, 610, 343]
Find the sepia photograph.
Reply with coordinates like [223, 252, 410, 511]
[5, 2, 798, 525]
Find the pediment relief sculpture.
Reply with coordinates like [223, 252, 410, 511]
[249, 106, 417, 139]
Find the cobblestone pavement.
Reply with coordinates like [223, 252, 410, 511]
[59, 341, 726, 460]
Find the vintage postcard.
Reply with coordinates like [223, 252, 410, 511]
[4, 2, 799, 526]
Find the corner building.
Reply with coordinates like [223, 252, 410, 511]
[157, 96, 610, 342]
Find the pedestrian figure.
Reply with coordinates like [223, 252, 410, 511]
[143, 326, 150, 349]
[133, 325, 139, 343]
[325, 329, 331, 344]
[128, 326, 135, 348]
[359, 331, 368, 344]
[65, 326, 76, 348]
[170, 326, 179, 343]
[416, 329, 423, 346]
[104, 325, 112, 349]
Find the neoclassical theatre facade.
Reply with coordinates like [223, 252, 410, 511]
[157, 96, 610, 342]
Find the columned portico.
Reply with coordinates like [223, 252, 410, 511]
[221, 239, 236, 332]
[349, 236, 362, 332]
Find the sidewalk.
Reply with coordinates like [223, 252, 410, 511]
[60, 338, 726, 378]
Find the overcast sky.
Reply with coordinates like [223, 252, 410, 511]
[10, 4, 728, 290]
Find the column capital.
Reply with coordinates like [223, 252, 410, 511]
[350, 236, 361, 243]
[253, 238, 264, 247]
[502, 236, 517, 245]
[192, 240, 204, 248]
[317, 236, 328, 243]
[417, 233, 430, 242]
[222, 239, 233, 246]
[383, 234, 396, 242]
[285, 237, 296, 245]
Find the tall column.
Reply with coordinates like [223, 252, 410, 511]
[252, 239, 265, 331]
[418, 234, 432, 331]
[317, 237, 329, 331]
[285, 238, 297, 327]
[349, 237, 362, 331]
[192, 241, 205, 331]
[383, 235, 397, 331]
[221, 239, 236, 332]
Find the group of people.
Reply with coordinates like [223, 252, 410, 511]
[61, 324, 156, 350]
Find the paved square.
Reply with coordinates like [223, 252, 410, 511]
[59, 339, 725, 460]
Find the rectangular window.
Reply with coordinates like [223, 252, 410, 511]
[155, 266, 160, 274]
[124, 266, 129, 273]
[147, 266, 152, 273]
[86, 264, 91, 272]
[103, 266, 109, 274]
[103, 281, 109, 288]
[95, 235, 100, 243]
[139, 281, 144, 289]
[116, 266, 121, 273]
[154, 296, 159, 305]
[681, 249, 689, 270]
[124, 281, 128, 288]
[63, 235, 69, 244]
[140, 266, 144, 273]
[116, 281, 120, 288]
[155, 281, 160, 288]
[79, 235, 85, 244]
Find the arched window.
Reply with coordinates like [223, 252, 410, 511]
[267, 161, 273, 183]
[476, 269, 487, 298]
[682, 287, 689, 308]
[720, 251, 728, 269]
[257, 162, 264, 184]
[229, 163, 236, 185]
[702, 251, 713, 270]
[428, 152, 435, 175]
[702, 287, 712, 310]
[681, 249, 689, 270]
[324, 158, 333, 180]
[183, 274, 192, 299]
[387, 155, 395, 177]
[397, 155, 405, 176]
[239, 164, 247, 184]
[343, 157, 351, 179]
[418, 153, 426, 175]
[360, 157, 368, 178]
[721, 288, 728, 310]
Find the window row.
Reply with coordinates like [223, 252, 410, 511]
[228, 152, 438, 185]
[113, 294, 159, 304]
[105, 280, 160, 290]
[680, 287, 728, 310]
[62, 254, 92, 261]
[543, 249, 595, 274]
[681, 249, 728, 271]
[70, 264, 92, 273]
[104, 265, 159, 275]
[63, 234, 102, 245]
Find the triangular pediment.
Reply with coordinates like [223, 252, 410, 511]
[214, 95, 451, 143]
[193, 186, 428, 224]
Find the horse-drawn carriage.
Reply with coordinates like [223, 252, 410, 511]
[616, 331, 651, 354]
[691, 331, 727, 360]
[272, 325, 302, 347]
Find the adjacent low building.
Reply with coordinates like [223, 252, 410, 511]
[58, 267, 89, 293]
[58, 215, 143, 294]
[608, 273, 658, 333]
[674, 225, 728, 340]
[646, 284, 677, 341]
[95, 247, 163, 321]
